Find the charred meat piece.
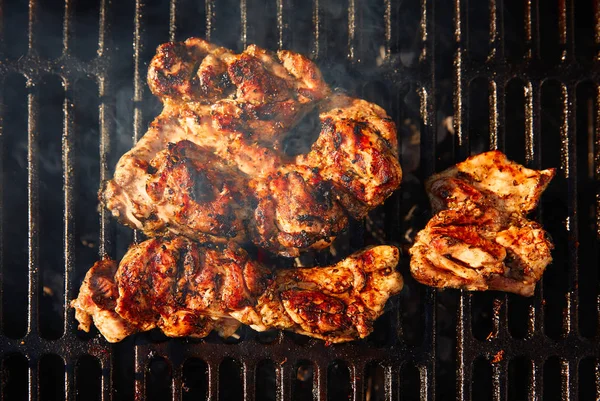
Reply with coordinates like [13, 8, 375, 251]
[148, 38, 330, 145]
[426, 150, 555, 214]
[144, 140, 249, 242]
[72, 237, 402, 343]
[249, 165, 348, 257]
[297, 94, 402, 218]
[409, 151, 555, 296]
[102, 39, 402, 256]
[70, 258, 136, 342]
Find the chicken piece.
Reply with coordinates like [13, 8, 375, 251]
[426, 150, 555, 214]
[249, 165, 348, 257]
[70, 258, 136, 342]
[103, 40, 402, 256]
[148, 38, 330, 146]
[147, 38, 234, 103]
[410, 151, 555, 296]
[99, 42, 402, 256]
[254, 245, 402, 341]
[297, 94, 402, 218]
[72, 237, 402, 343]
[144, 140, 249, 242]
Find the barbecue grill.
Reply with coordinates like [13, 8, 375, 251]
[0, 0, 598, 400]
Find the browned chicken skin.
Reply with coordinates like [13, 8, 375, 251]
[102, 38, 402, 256]
[410, 151, 555, 296]
[71, 237, 402, 343]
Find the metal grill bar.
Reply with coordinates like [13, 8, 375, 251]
[452, 0, 600, 400]
[2, 0, 598, 400]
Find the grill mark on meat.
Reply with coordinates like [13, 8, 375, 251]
[104, 39, 402, 255]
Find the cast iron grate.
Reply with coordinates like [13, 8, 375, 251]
[0, 0, 598, 400]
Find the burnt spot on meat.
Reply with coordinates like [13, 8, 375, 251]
[313, 181, 333, 208]
[189, 169, 216, 203]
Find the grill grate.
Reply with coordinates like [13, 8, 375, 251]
[0, 0, 598, 400]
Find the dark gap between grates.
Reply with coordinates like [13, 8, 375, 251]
[391, 0, 421, 68]
[467, 77, 490, 156]
[575, 81, 599, 338]
[466, 0, 490, 63]
[470, 292, 494, 341]
[38, 75, 66, 341]
[399, 363, 420, 401]
[39, 354, 65, 401]
[255, 359, 277, 401]
[2, 1, 28, 59]
[35, 0, 65, 59]
[471, 357, 492, 401]
[219, 358, 243, 401]
[504, 79, 527, 165]
[287, 0, 313, 56]
[139, 0, 170, 132]
[503, 1, 526, 62]
[292, 360, 314, 401]
[146, 357, 172, 401]
[574, 0, 596, 63]
[320, 0, 350, 63]
[245, 0, 278, 49]
[578, 357, 597, 400]
[508, 356, 531, 401]
[327, 360, 351, 401]
[1, 74, 29, 339]
[75, 355, 101, 401]
[71, 0, 100, 61]
[540, 80, 569, 340]
[182, 358, 208, 401]
[0, 353, 28, 401]
[364, 362, 385, 401]
[210, 0, 243, 51]
[356, 0, 385, 68]
[172, 0, 208, 42]
[543, 357, 563, 401]
[538, 1, 562, 66]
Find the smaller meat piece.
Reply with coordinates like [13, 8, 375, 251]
[297, 94, 402, 218]
[72, 237, 402, 343]
[70, 258, 136, 342]
[410, 151, 555, 297]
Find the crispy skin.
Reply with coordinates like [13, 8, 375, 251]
[72, 238, 402, 343]
[298, 94, 402, 218]
[426, 150, 555, 214]
[249, 165, 348, 257]
[410, 151, 555, 296]
[102, 39, 403, 256]
[144, 140, 249, 242]
[148, 38, 330, 145]
[70, 258, 136, 342]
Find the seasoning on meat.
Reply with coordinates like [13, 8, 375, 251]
[409, 151, 555, 296]
[101, 38, 402, 257]
[71, 237, 403, 344]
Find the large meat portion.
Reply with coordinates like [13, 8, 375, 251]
[72, 237, 402, 343]
[409, 151, 555, 296]
[102, 38, 402, 256]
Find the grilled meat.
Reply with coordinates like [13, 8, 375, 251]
[297, 95, 402, 218]
[102, 39, 402, 256]
[72, 237, 402, 343]
[70, 258, 136, 342]
[148, 38, 330, 145]
[409, 151, 555, 296]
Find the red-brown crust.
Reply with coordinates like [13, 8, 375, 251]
[103, 39, 402, 256]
